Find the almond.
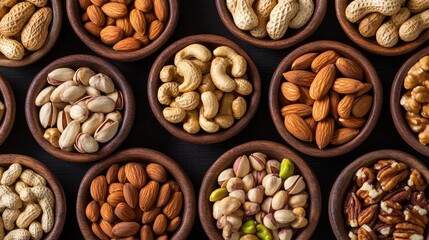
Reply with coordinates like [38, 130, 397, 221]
[116, 17, 134, 37]
[166, 180, 180, 192]
[85, 200, 100, 222]
[113, 37, 142, 51]
[87, 5, 105, 27]
[112, 222, 140, 237]
[115, 202, 136, 221]
[91, 175, 108, 202]
[140, 225, 153, 240]
[312, 94, 330, 122]
[153, 0, 169, 22]
[156, 183, 171, 207]
[145, 12, 157, 23]
[330, 128, 360, 145]
[79, 0, 91, 10]
[315, 117, 335, 149]
[106, 163, 120, 184]
[153, 214, 167, 235]
[106, 16, 116, 26]
[280, 104, 312, 117]
[356, 83, 373, 97]
[338, 117, 366, 128]
[336, 57, 364, 81]
[329, 90, 339, 119]
[84, 22, 102, 37]
[118, 0, 131, 5]
[135, 0, 153, 12]
[139, 181, 160, 211]
[352, 94, 373, 118]
[133, 32, 150, 46]
[148, 20, 164, 40]
[92, 223, 109, 240]
[282, 70, 315, 87]
[123, 183, 138, 208]
[107, 191, 125, 207]
[90, 0, 107, 6]
[309, 64, 336, 100]
[163, 191, 183, 219]
[298, 87, 314, 105]
[146, 163, 167, 183]
[311, 50, 340, 73]
[99, 219, 114, 238]
[100, 26, 124, 45]
[118, 166, 127, 183]
[130, 9, 146, 34]
[100, 202, 116, 222]
[142, 207, 161, 224]
[291, 52, 318, 70]
[167, 216, 181, 233]
[304, 117, 316, 136]
[124, 162, 147, 188]
[338, 94, 356, 119]
[101, 2, 128, 18]
[332, 78, 365, 94]
[109, 182, 124, 193]
[284, 114, 313, 142]
[281, 82, 300, 102]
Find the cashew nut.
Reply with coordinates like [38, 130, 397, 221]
[157, 82, 180, 105]
[199, 106, 220, 133]
[183, 109, 200, 134]
[210, 57, 237, 92]
[232, 96, 247, 119]
[234, 78, 253, 96]
[16, 203, 41, 229]
[213, 46, 247, 78]
[174, 44, 212, 65]
[214, 93, 235, 129]
[159, 65, 177, 83]
[201, 91, 219, 119]
[19, 186, 55, 232]
[2, 208, 19, 230]
[28, 221, 43, 240]
[19, 170, 46, 187]
[175, 91, 200, 110]
[198, 74, 216, 93]
[162, 107, 186, 123]
[4, 229, 31, 240]
[0, 186, 22, 210]
[176, 60, 203, 92]
[214, 90, 224, 102]
[1, 163, 22, 186]
[191, 59, 212, 75]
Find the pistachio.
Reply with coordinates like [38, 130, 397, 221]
[73, 67, 96, 86]
[218, 168, 235, 186]
[75, 96, 92, 107]
[47, 68, 75, 85]
[255, 211, 266, 224]
[240, 234, 259, 240]
[213, 201, 222, 220]
[262, 174, 282, 196]
[290, 216, 308, 229]
[226, 214, 242, 231]
[279, 159, 295, 180]
[107, 90, 124, 110]
[288, 191, 308, 208]
[249, 152, 267, 171]
[292, 207, 306, 217]
[60, 85, 86, 103]
[226, 177, 244, 192]
[240, 220, 257, 234]
[39, 102, 57, 128]
[233, 155, 251, 178]
[247, 186, 264, 204]
[283, 175, 305, 195]
[219, 196, 241, 215]
[272, 190, 289, 210]
[86, 86, 101, 96]
[273, 209, 295, 224]
[94, 119, 119, 143]
[209, 187, 228, 202]
[74, 133, 99, 153]
[58, 120, 81, 149]
[70, 105, 89, 123]
[252, 170, 266, 185]
[89, 73, 115, 94]
[82, 113, 104, 135]
[242, 174, 256, 192]
[229, 190, 246, 203]
[243, 202, 260, 216]
[278, 228, 293, 240]
[50, 81, 77, 102]
[263, 213, 278, 230]
[256, 223, 273, 240]
[105, 111, 122, 124]
[43, 128, 60, 148]
[266, 160, 280, 174]
[261, 197, 273, 213]
[53, 102, 67, 110]
[57, 110, 72, 133]
[87, 96, 116, 113]
[35, 86, 55, 107]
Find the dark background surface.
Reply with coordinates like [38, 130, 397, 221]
[0, 0, 427, 239]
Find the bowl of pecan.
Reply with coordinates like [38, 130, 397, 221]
[329, 149, 429, 239]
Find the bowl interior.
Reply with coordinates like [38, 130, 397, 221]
[215, 0, 328, 49]
[148, 34, 261, 144]
[198, 140, 322, 240]
[335, 0, 429, 56]
[0, 154, 66, 240]
[66, 0, 179, 62]
[329, 149, 429, 239]
[25, 54, 135, 163]
[0, 75, 15, 146]
[76, 148, 196, 240]
[269, 40, 382, 158]
[0, 0, 62, 67]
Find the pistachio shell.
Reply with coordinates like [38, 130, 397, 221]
[35, 86, 55, 107]
[107, 90, 124, 110]
[94, 119, 119, 143]
[73, 67, 96, 86]
[50, 81, 77, 102]
[85, 86, 101, 96]
[60, 86, 86, 103]
[39, 102, 57, 128]
[70, 105, 89, 122]
[47, 68, 75, 85]
[105, 111, 122, 123]
[89, 73, 115, 94]
[74, 133, 99, 153]
[87, 96, 115, 113]
[57, 110, 72, 133]
[82, 113, 104, 135]
[58, 120, 81, 149]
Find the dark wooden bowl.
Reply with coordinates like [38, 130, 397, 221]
[335, 0, 429, 56]
[329, 149, 429, 239]
[24, 54, 135, 163]
[199, 140, 322, 240]
[215, 0, 328, 49]
[391, 45, 429, 157]
[0, 74, 15, 146]
[269, 40, 383, 158]
[0, 0, 62, 67]
[77, 148, 196, 240]
[147, 34, 261, 144]
[66, 0, 179, 62]
[0, 154, 66, 239]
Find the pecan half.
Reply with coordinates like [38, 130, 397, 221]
[393, 222, 425, 238]
[358, 204, 378, 227]
[357, 224, 377, 240]
[373, 221, 394, 237]
[357, 180, 384, 205]
[379, 201, 404, 224]
[345, 192, 362, 227]
[377, 162, 409, 192]
[355, 167, 375, 187]
[382, 185, 411, 203]
[374, 160, 397, 170]
[408, 169, 427, 191]
[404, 206, 429, 228]
[411, 191, 429, 211]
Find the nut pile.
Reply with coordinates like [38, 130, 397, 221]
[0, 0, 53, 60]
[280, 50, 374, 149]
[86, 162, 184, 239]
[79, 0, 169, 51]
[0, 163, 55, 240]
[210, 153, 309, 240]
[345, 0, 429, 47]
[226, 0, 314, 40]
[400, 55, 429, 145]
[157, 44, 252, 134]
[35, 67, 123, 153]
[344, 159, 429, 239]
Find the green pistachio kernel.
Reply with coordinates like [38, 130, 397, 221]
[279, 158, 295, 180]
[240, 220, 257, 234]
[209, 187, 228, 202]
[256, 224, 272, 240]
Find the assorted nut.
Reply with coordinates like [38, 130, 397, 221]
[35, 67, 124, 153]
[0, 0, 53, 60]
[210, 152, 309, 240]
[79, 0, 169, 51]
[226, 0, 315, 40]
[85, 162, 184, 239]
[157, 43, 253, 134]
[344, 159, 429, 240]
[345, 0, 429, 47]
[279, 50, 374, 149]
[0, 163, 55, 240]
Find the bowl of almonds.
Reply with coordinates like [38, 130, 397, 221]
[77, 148, 196, 240]
[0, 74, 15, 146]
[0, 0, 62, 67]
[25, 54, 135, 162]
[269, 40, 382, 157]
[66, 0, 178, 62]
[329, 149, 429, 239]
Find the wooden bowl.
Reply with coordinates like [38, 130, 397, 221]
[215, 0, 328, 49]
[269, 40, 383, 158]
[391, 45, 429, 157]
[25, 54, 135, 163]
[199, 140, 322, 240]
[0, 154, 66, 239]
[0, 74, 15, 146]
[147, 34, 261, 144]
[335, 0, 429, 56]
[66, 0, 179, 62]
[0, 0, 62, 67]
[77, 148, 196, 240]
[329, 149, 429, 239]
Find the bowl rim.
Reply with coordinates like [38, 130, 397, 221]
[215, 0, 328, 49]
[0, 74, 15, 146]
[0, 154, 67, 239]
[328, 149, 429, 239]
[66, 0, 179, 62]
[269, 40, 383, 158]
[76, 147, 196, 240]
[198, 140, 322, 240]
[0, 0, 63, 67]
[391, 45, 429, 157]
[24, 54, 135, 163]
[335, 0, 429, 56]
[147, 34, 261, 144]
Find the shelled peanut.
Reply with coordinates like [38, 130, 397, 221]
[35, 67, 124, 153]
[0, 0, 53, 60]
[345, 0, 429, 47]
[400, 55, 429, 145]
[280, 50, 374, 149]
[86, 162, 184, 239]
[0, 163, 55, 240]
[79, 0, 169, 51]
[210, 153, 309, 240]
[157, 44, 253, 134]
[226, 0, 315, 40]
